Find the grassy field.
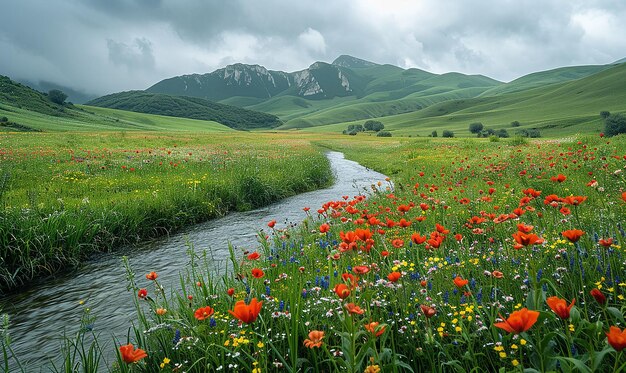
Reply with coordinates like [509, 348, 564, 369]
[0, 131, 334, 293]
[3, 134, 624, 372]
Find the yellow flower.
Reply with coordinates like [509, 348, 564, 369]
[257, 341, 265, 348]
[520, 339, 527, 346]
[499, 352, 507, 358]
[512, 359, 519, 367]
[363, 365, 381, 373]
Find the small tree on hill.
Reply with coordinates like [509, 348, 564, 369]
[511, 121, 521, 127]
[469, 122, 484, 134]
[431, 130, 438, 137]
[364, 120, 384, 132]
[604, 113, 626, 137]
[496, 129, 509, 138]
[442, 130, 454, 138]
[600, 111, 611, 119]
[48, 89, 67, 105]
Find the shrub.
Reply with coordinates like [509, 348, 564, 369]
[469, 122, 483, 134]
[516, 129, 541, 138]
[496, 129, 510, 138]
[431, 130, 438, 137]
[442, 130, 454, 138]
[510, 135, 528, 146]
[489, 135, 500, 142]
[364, 120, 384, 132]
[377, 131, 392, 137]
[600, 111, 611, 119]
[511, 121, 521, 127]
[0, 116, 7, 123]
[604, 113, 626, 137]
[48, 89, 68, 105]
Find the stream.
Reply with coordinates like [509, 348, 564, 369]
[0, 151, 388, 371]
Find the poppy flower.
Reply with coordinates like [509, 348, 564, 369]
[420, 304, 437, 318]
[411, 233, 427, 245]
[546, 296, 575, 319]
[364, 322, 386, 337]
[562, 195, 587, 206]
[453, 276, 468, 288]
[267, 220, 276, 228]
[319, 223, 330, 233]
[590, 288, 607, 305]
[334, 283, 351, 299]
[492, 270, 504, 279]
[138, 288, 148, 299]
[247, 252, 260, 260]
[381, 250, 389, 257]
[494, 308, 540, 334]
[251, 268, 264, 278]
[119, 344, 147, 364]
[512, 231, 544, 248]
[516, 224, 534, 233]
[599, 238, 614, 247]
[622, 192, 626, 202]
[227, 287, 235, 296]
[145, 271, 158, 281]
[550, 174, 567, 183]
[228, 298, 263, 324]
[391, 239, 404, 248]
[303, 330, 324, 348]
[606, 326, 626, 352]
[345, 303, 365, 315]
[387, 272, 401, 282]
[353, 265, 370, 274]
[194, 306, 215, 320]
[355, 228, 373, 241]
[562, 229, 585, 243]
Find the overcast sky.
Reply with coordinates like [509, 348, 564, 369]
[2, 0, 625, 96]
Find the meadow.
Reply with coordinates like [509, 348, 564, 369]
[3, 134, 623, 372]
[0, 131, 333, 293]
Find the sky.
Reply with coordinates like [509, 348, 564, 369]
[2, 0, 626, 97]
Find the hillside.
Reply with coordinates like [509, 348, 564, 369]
[87, 91, 282, 130]
[0, 75, 75, 118]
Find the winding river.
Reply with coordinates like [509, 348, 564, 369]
[0, 151, 387, 371]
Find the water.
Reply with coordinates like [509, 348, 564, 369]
[0, 151, 387, 371]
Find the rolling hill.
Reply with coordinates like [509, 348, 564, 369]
[86, 91, 282, 130]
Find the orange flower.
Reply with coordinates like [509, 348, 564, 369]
[194, 306, 215, 320]
[334, 283, 351, 299]
[550, 174, 567, 183]
[364, 322, 386, 337]
[391, 239, 404, 248]
[119, 344, 147, 364]
[453, 276, 468, 288]
[155, 308, 167, 316]
[267, 219, 276, 228]
[420, 304, 437, 318]
[145, 271, 158, 281]
[247, 252, 260, 260]
[562, 195, 587, 206]
[599, 238, 614, 247]
[562, 229, 585, 243]
[319, 223, 330, 233]
[303, 330, 325, 348]
[512, 231, 544, 248]
[410, 233, 427, 245]
[137, 288, 148, 299]
[387, 272, 402, 282]
[492, 270, 504, 279]
[516, 223, 534, 233]
[590, 288, 607, 305]
[494, 308, 539, 334]
[345, 303, 365, 315]
[606, 326, 626, 352]
[228, 298, 263, 324]
[546, 296, 575, 319]
[622, 191, 626, 202]
[251, 268, 264, 278]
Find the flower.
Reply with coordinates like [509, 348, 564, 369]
[227, 287, 235, 296]
[251, 268, 265, 278]
[247, 252, 260, 260]
[364, 364, 381, 373]
[119, 344, 147, 364]
[391, 239, 404, 248]
[546, 296, 575, 319]
[138, 288, 148, 299]
[606, 326, 626, 352]
[345, 303, 365, 315]
[599, 238, 614, 247]
[353, 265, 370, 274]
[145, 271, 158, 281]
[267, 220, 276, 228]
[453, 276, 468, 288]
[387, 272, 402, 282]
[319, 223, 330, 233]
[590, 288, 607, 305]
[334, 283, 351, 299]
[622, 191, 626, 202]
[550, 174, 567, 183]
[228, 298, 263, 324]
[562, 229, 585, 243]
[411, 233, 427, 245]
[494, 308, 540, 334]
[303, 330, 324, 348]
[155, 308, 167, 316]
[194, 306, 215, 320]
[420, 304, 437, 318]
[492, 270, 504, 279]
[512, 231, 544, 248]
[364, 322, 386, 337]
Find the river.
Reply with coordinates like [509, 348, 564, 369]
[0, 151, 387, 371]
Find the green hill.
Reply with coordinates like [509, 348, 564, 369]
[87, 91, 282, 130]
[0, 75, 76, 118]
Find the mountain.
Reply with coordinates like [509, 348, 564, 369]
[331, 55, 379, 68]
[87, 91, 282, 130]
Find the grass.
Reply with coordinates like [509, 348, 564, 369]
[0, 131, 334, 293]
[3, 134, 624, 372]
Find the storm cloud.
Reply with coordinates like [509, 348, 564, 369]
[2, 0, 625, 97]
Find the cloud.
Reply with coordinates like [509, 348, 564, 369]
[298, 28, 327, 54]
[107, 38, 155, 70]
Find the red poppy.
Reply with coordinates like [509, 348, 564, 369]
[562, 229, 585, 243]
[145, 271, 158, 281]
[453, 276, 468, 288]
[599, 238, 614, 247]
[267, 220, 276, 228]
[391, 239, 404, 248]
[494, 308, 540, 334]
[228, 298, 263, 324]
[227, 287, 235, 296]
[606, 326, 626, 352]
[411, 233, 427, 245]
[345, 303, 365, 315]
[194, 306, 215, 320]
[454, 233, 463, 242]
[550, 174, 567, 183]
[251, 268, 265, 278]
[516, 224, 534, 233]
[435, 223, 449, 234]
[420, 304, 437, 318]
[546, 296, 575, 319]
[381, 250, 389, 257]
[247, 252, 260, 260]
[138, 288, 148, 299]
[512, 231, 544, 248]
[562, 195, 587, 206]
[622, 192, 626, 202]
[319, 223, 330, 233]
[364, 321, 386, 337]
[353, 265, 370, 274]
[492, 270, 504, 279]
[590, 288, 607, 305]
[119, 344, 147, 364]
[334, 283, 351, 299]
[387, 272, 401, 282]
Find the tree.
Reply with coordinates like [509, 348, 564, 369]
[364, 120, 384, 132]
[431, 130, 438, 137]
[496, 129, 509, 138]
[600, 111, 611, 119]
[347, 124, 364, 133]
[511, 121, 521, 127]
[48, 89, 67, 105]
[442, 130, 454, 138]
[469, 122, 484, 134]
[604, 113, 626, 137]
[377, 131, 392, 137]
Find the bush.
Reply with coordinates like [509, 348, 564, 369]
[347, 124, 364, 133]
[48, 89, 68, 105]
[516, 129, 541, 138]
[496, 129, 510, 138]
[0, 116, 7, 123]
[431, 130, 438, 137]
[510, 135, 528, 146]
[489, 135, 500, 142]
[469, 122, 483, 134]
[600, 111, 611, 119]
[604, 113, 626, 137]
[511, 121, 521, 127]
[442, 130, 454, 138]
[364, 120, 384, 132]
[376, 131, 392, 137]
[479, 128, 495, 138]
